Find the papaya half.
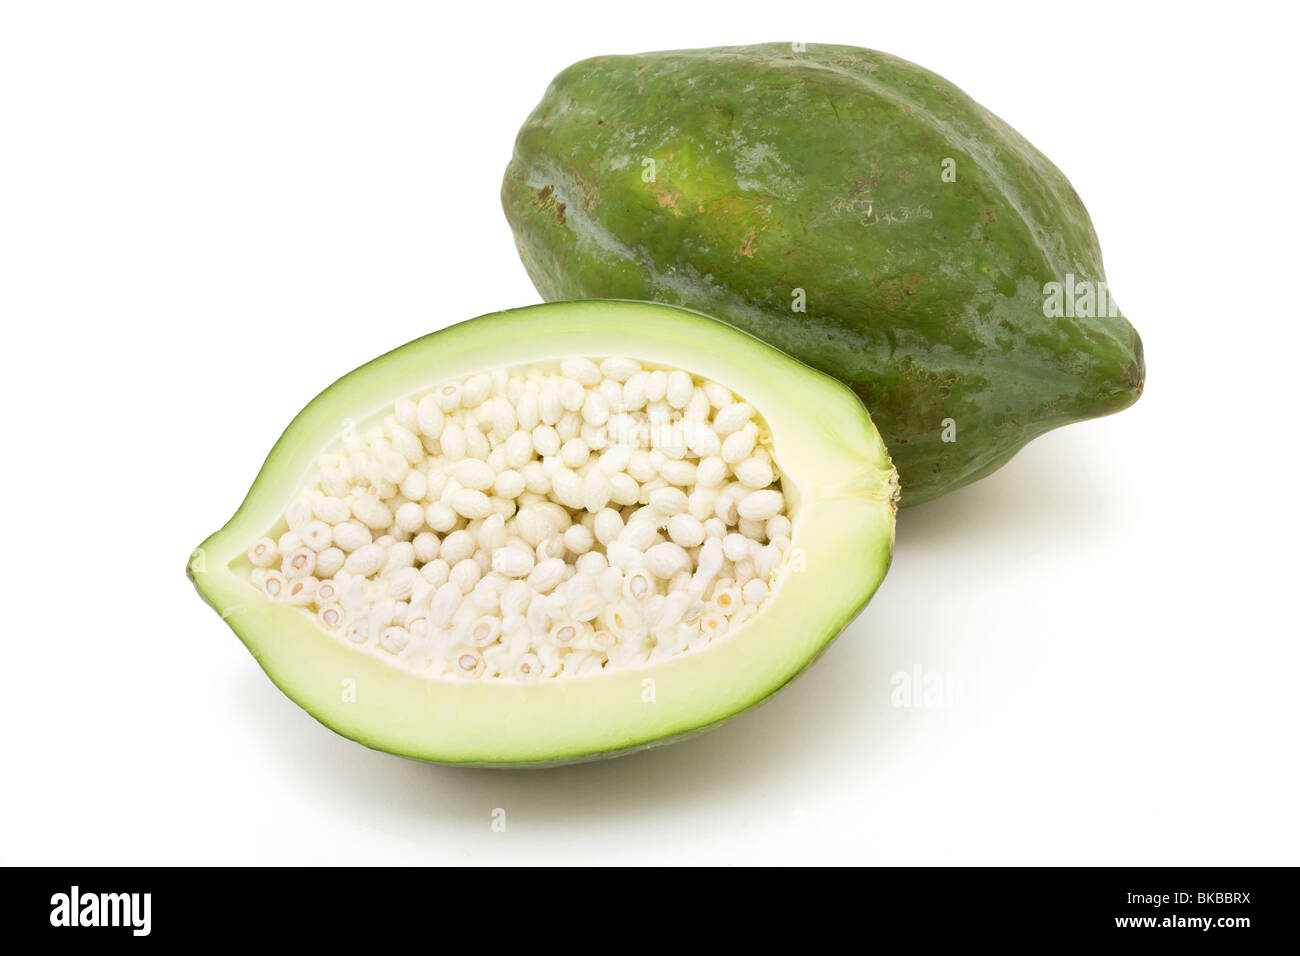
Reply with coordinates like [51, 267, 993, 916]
[189, 302, 897, 765]
[502, 43, 1144, 505]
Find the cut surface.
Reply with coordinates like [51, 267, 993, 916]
[242, 354, 797, 682]
[189, 301, 897, 765]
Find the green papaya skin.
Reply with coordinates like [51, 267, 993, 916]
[502, 44, 1144, 505]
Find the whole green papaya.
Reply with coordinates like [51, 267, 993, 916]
[502, 44, 1144, 505]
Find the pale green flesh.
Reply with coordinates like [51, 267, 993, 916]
[189, 301, 896, 765]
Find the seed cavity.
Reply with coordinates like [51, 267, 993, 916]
[243, 357, 794, 681]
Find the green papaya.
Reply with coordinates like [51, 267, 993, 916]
[502, 44, 1144, 505]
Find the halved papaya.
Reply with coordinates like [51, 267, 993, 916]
[188, 301, 896, 765]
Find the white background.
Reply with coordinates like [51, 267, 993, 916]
[3, 1, 1296, 865]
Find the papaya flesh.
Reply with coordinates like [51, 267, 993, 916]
[502, 44, 1144, 505]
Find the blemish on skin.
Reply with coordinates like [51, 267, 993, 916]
[738, 230, 758, 257]
[652, 187, 680, 211]
[531, 185, 566, 224]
